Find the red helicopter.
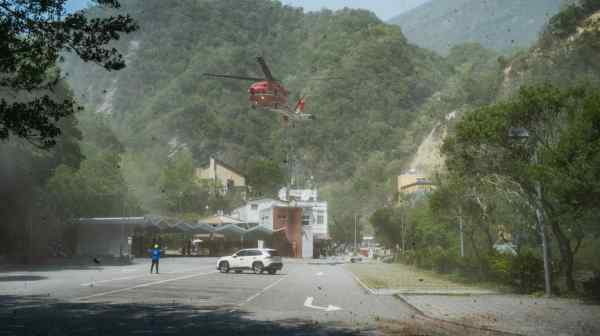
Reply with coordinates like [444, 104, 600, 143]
[203, 57, 314, 124]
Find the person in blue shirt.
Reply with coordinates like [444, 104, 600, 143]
[150, 244, 160, 274]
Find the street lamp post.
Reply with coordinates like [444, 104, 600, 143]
[458, 206, 465, 258]
[509, 127, 552, 297]
[354, 215, 357, 254]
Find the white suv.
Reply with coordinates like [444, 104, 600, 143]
[217, 248, 283, 274]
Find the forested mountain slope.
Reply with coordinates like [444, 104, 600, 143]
[401, 1, 600, 184]
[63, 0, 453, 219]
[500, 4, 600, 95]
[389, 0, 563, 55]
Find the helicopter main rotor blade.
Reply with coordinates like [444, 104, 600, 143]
[256, 57, 276, 81]
[203, 73, 266, 81]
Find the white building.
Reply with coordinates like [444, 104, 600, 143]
[230, 189, 329, 258]
[231, 198, 286, 229]
[279, 187, 329, 240]
[278, 188, 318, 202]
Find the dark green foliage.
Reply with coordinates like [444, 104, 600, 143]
[370, 208, 402, 249]
[47, 151, 132, 218]
[488, 251, 545, 294]
[157, 149, 210, 215]
[246, 158, 285, 198]
[582, 272, 600, 300]
[508, 250, 545, 293]
[442, 84, 600, 292]
[0, 0, 137, 147]
[548, 0, 600, 38]
[548, 4, 583, 36]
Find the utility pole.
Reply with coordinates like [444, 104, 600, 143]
[400, 208, 406, 254]
[120, 195, 125, 258]
[354, 215, 360, 254]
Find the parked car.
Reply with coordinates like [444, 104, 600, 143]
[217, 248, 283, 275]
[349, 255, 363, 263]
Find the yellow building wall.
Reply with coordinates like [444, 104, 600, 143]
[397, 173, 434, 195]
[195, 158, 246, 187]
[215, 164, 246, 187]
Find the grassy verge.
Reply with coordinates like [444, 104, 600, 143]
[347, 262, 508, 292]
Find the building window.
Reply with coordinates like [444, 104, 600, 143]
[302, 215, 310, 226]
[226, 179, 234, 190]
[317, 215, 324, 225]
[251, 204, 258, 210]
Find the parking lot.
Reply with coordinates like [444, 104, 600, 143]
[0, 258, 416, 335]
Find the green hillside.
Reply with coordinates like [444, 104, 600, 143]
[389, 0, 563, 55]
[59, 0, 600, 242]
[62, 0, 453, 219]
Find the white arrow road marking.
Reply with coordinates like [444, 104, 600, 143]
[316, 272, 324, 276]
[304, 297, 342, 312]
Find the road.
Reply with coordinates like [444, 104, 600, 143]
[0, 258, 418, 335]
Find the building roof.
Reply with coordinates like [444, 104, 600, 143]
[200, 157, 245, 177]
[77, 216, 276, 239]
[400, 179, 435, 190]
[197, 214, 246, 226]
[246, 197, 286, 204]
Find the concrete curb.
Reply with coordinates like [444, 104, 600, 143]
[351, 273, 525, 336]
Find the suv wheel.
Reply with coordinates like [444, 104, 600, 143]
[219, 261, 229, 273]
[268, 269, 277, 275]
[252, 262, 264, 274]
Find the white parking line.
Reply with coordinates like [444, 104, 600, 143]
[231, 275, 288, 312]
[80, 276, 145, 287]
[73, 271, 218, 301]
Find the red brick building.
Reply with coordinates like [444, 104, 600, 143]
[271, 206, 303, 258]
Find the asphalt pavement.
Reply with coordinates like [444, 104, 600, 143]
[0, 258, 417, 335]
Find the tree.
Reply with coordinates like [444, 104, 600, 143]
[158, 149, 210, 215]
[370, 207, 401, 249]
[245, 158, 285, 197]
[443, 85, 600, 291]
[0, 0, 138, 147]
[47, 151, 133, 218]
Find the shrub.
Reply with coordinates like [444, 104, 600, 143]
[509, 250, 544, 294]
[431, 247, 458, 273]
[398, 250, 416, 265]
[488, 252, 512, 284]
[408, 247, 460, 273]
[583, 272, 600, 300]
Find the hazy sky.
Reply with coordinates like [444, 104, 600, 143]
[66, 0, 430, 20]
